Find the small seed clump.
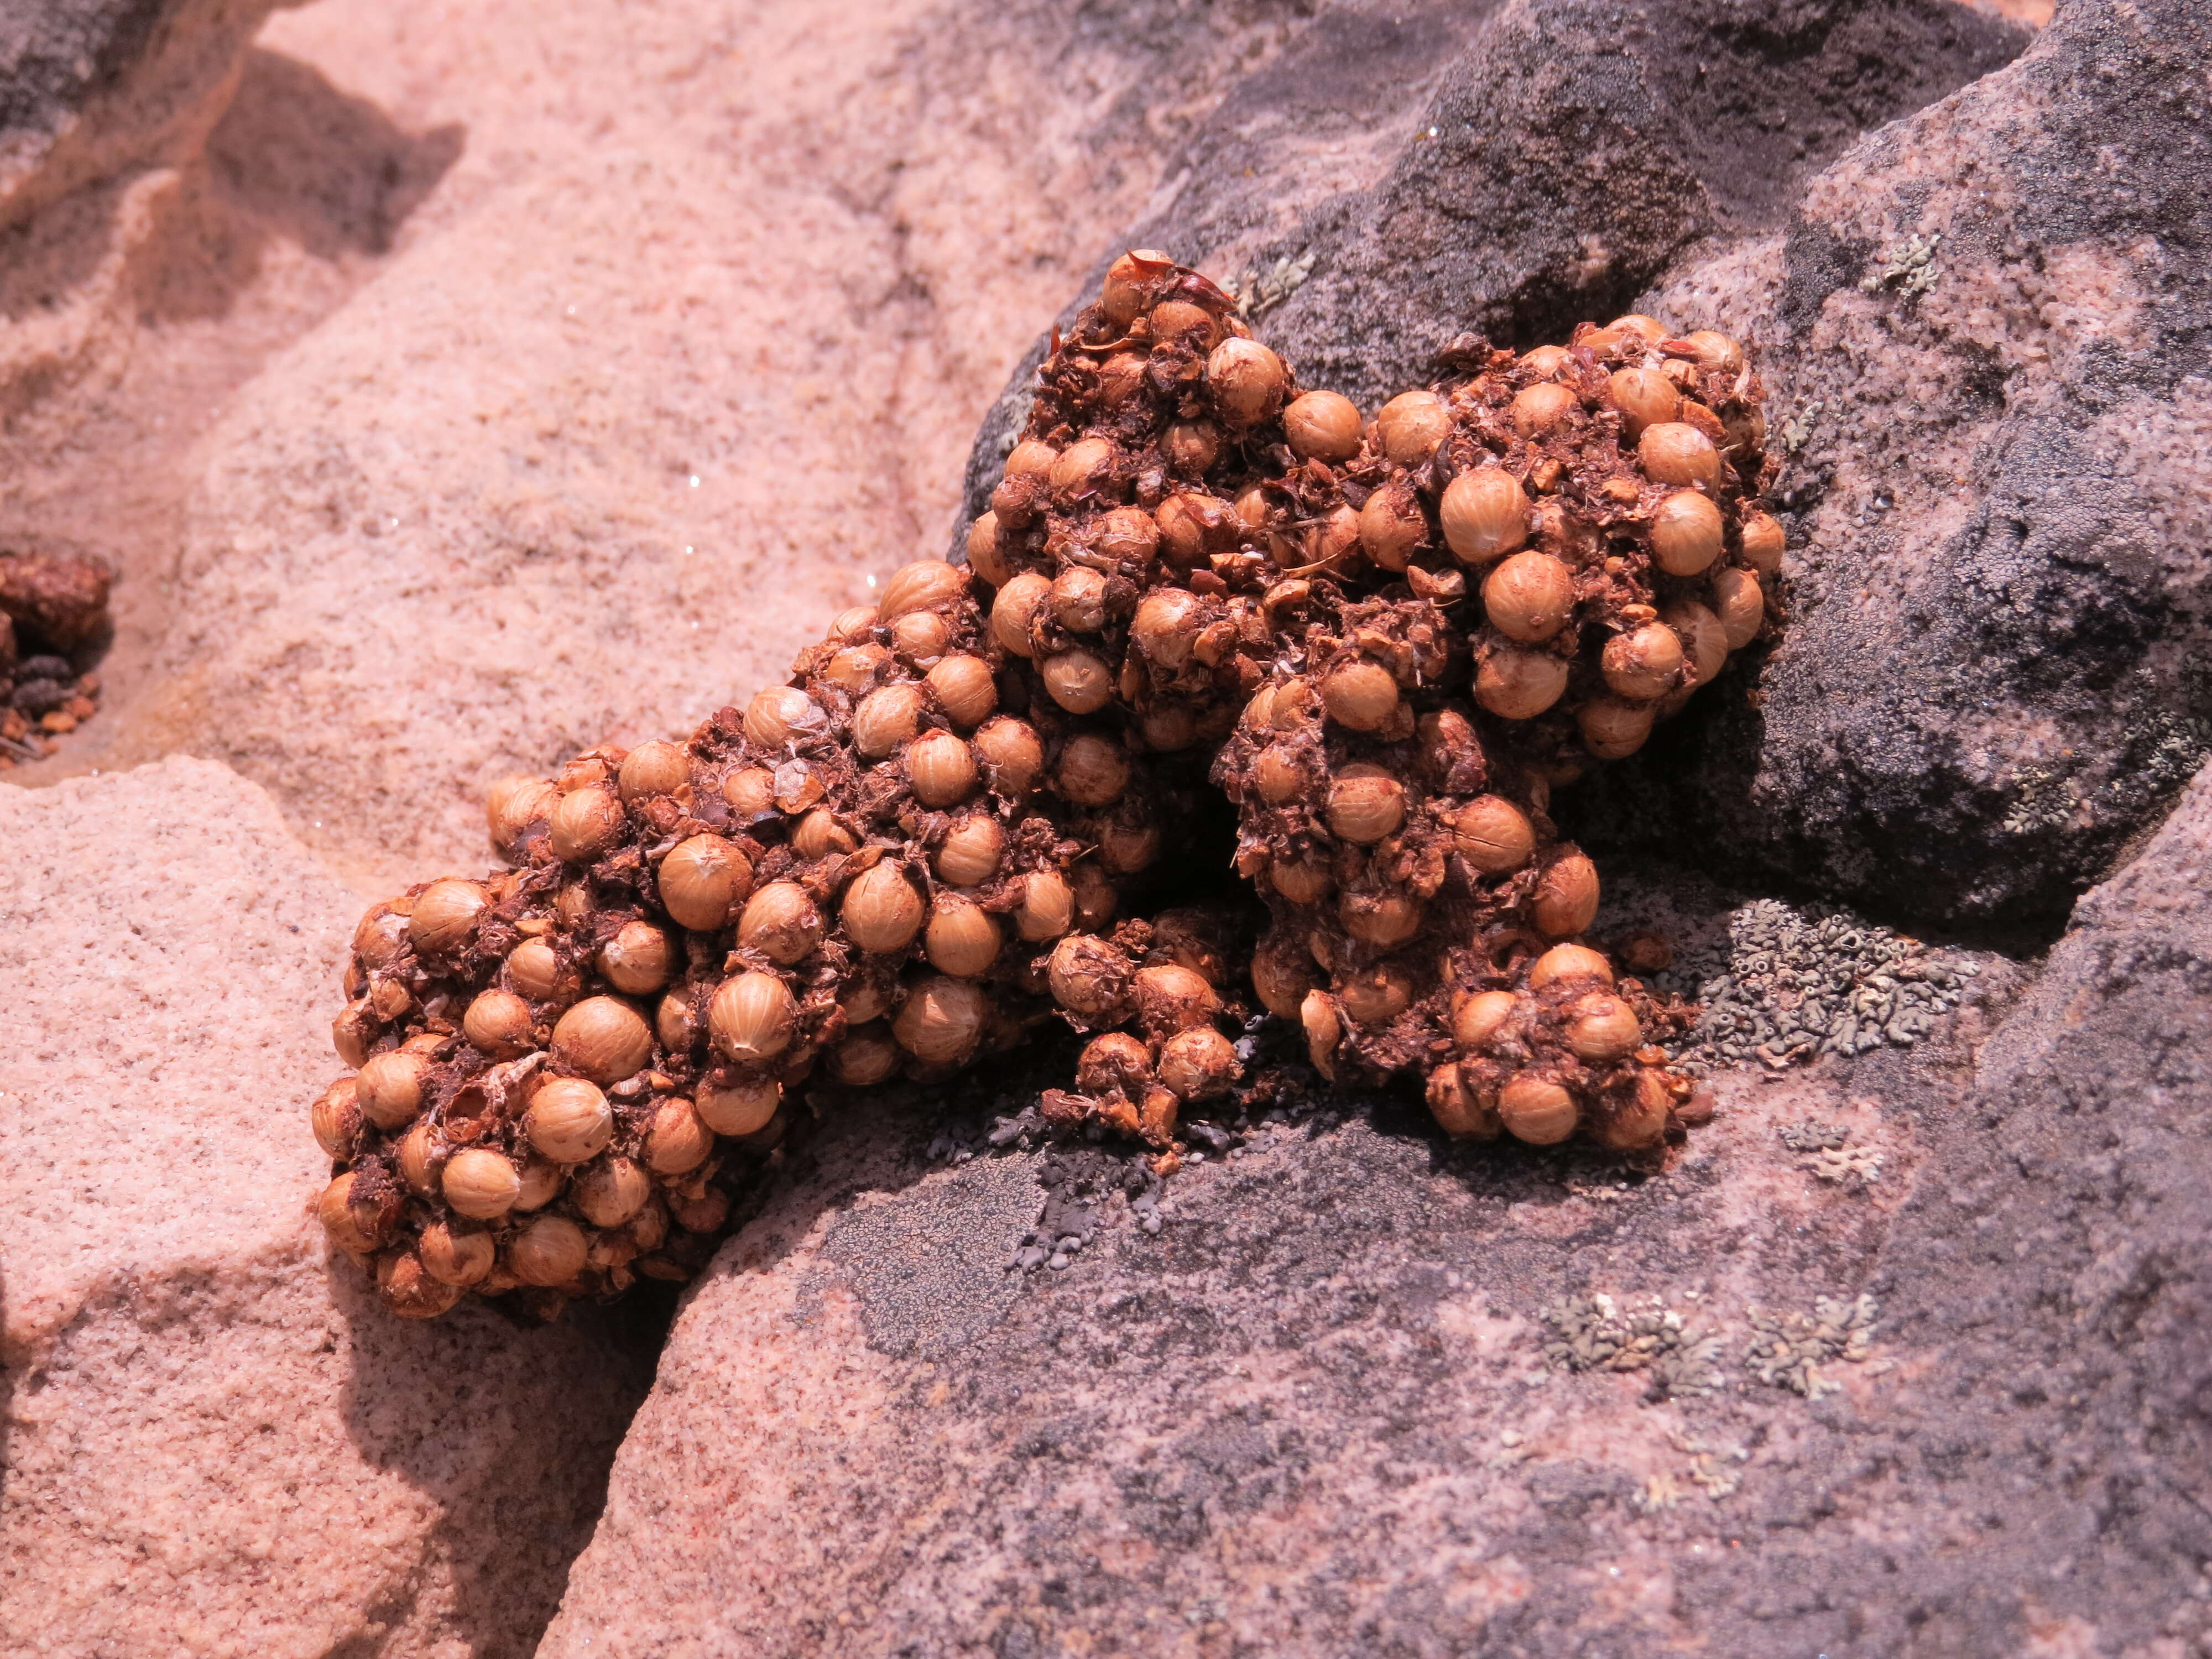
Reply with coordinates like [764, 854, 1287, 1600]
[311, 254, 1789, 1319]
[0, 551, 111, 766]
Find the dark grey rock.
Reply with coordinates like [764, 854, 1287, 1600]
[1579, 0, 2212, 936]
[955, 0, 2025, 529]
[1819, 775, 2212, 1652]
[0, 0, 168, 163]
[9, 675, 70, 714]
[0, 0, 280, 227]
[14, 653, 72, 684]
[1159, 0, 2027, 408]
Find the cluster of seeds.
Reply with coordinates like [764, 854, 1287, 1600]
[312, 553, 1255, 1316]
[0, 551, 108, 765]
[1646, 898, 1980, 1075]
[312, 253, 1790, 1319]
[974, 251, 1782, 1151]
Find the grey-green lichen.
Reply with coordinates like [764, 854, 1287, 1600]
[1779, 397, 1823, 455]
[2003, 714, 2212, 839]
[1544, 1289, 1880, 1401]
[1223, 249, 1316, 317]
[1650, 898, 1981, 1076]
[1860, 232, 1941, 298]
[1634, 1434, 1747, 1511]
[1541, 1293, 1727, 1399]
[1743, 1295, 1879, 1397]
[1780, 1119, 1884, 1185]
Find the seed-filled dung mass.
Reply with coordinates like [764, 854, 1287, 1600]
[311, 254, 1783, 1319]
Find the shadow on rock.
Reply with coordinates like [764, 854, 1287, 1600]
[210, 50, 463, 259]
[0, 45, 463, 427]
[330, 1259, 662, 1659]
[145, 48, 465, 322]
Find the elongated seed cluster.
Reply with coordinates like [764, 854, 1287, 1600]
[969, 253, 1761, 1145]
[312, 253, 1778, 1319]
[314, 555, 1242, 1316]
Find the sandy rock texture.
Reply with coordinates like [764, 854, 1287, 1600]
[0, 0, 1353, 895]
[0, 759, 656, 1658]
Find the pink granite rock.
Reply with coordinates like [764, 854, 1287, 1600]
[6, 0, 1319, 894]
[531, 1002, 1986, 1657]
[0, 759, 654, 1658]
[536, 757, 2211, 1656]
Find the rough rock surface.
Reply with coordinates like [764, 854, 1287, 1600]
[1611, 0, 2212, 934]
[0, 0, 279, 227]
[0, 0, 1352, 895]
[541, 766, 2210, 1656]
[957, 0, 2029, 519]
[1147, 0, 2033, 406]
[0, 759, 656, 1658]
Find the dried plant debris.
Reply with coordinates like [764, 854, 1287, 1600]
[0, 551, 110, 765]
[1003, 1150, 1166, 1271]
[1860, 232, 1942, 298]
[1649, 898, 1980, 1076]
[1743, 1295, 1878, 1398]
[310, 254, 1797, 1321]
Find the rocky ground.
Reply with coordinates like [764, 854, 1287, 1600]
[4, 0, 2209, 1656]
